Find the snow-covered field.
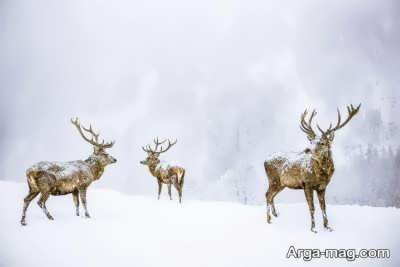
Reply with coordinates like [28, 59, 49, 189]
[0, 181, 399, 267]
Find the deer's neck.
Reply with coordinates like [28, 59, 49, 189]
[311, 146, 334, 178]
[148, 163, 160, 178]
[85, 156, 105, 180]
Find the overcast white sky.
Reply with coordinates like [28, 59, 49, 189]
[1, 0, 399, 201]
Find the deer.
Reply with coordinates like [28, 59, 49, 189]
[20, 118, 117, 226]
[140, 138, 185, 203]
[264, 104, 361, 233]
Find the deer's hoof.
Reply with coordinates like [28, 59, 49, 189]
[85, 213, 91, 218]
[267, 215, 272, 224]
[272, 211, 279, 217]
[311, 228, 318, 234]
[21, 220, 27, 226]
[47, 215, 54, 220]
[325, 226, 334, 232]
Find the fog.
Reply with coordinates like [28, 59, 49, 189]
[1, 0, 399, 205]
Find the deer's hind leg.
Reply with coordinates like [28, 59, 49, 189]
[21, 190, 39, 226]
[38, 192, 54, 220]
[266, 185, 280, 223]
[167, 183, 172, 200]
[178, 171, 184, 203]
[34, 173, 55, 220]
[271, 187, 284, 217]
[265, 162, 282, 223]
[172, 176, 182, 203]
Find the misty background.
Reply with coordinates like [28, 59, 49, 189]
[1, 0, 399, 206]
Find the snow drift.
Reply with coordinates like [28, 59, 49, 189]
[0, 181, 399, 267]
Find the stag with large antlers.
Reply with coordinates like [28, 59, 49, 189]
[264, 104, 361, 232]
[20, 118, 116, 226]
[141, 138, 185, 203]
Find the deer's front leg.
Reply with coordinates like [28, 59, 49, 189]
[79, 188, 90, 218]
[72, 191, 80, 216]
[317, 189, 333, 231]
[304, 188, 317, 233]
[265, 187, 276, 224]
[157, 180, 162, 200]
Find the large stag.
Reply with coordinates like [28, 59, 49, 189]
[264, 104, 361, 232]
[140, 138, 185, 203]
[20, 118, 116, 226]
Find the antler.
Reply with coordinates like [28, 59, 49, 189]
[142, 137, 177, 154]
[158, 139, 177, 153]
[71, 118, 114, 149]
[299, 109, 317, 141]
[318, 103, 361, 135]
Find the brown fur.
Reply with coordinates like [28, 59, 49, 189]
[20, 118, 116, 226]
[141, 138, 185, 203]
[264, 104, 361, 232]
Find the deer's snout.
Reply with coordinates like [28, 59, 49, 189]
[110, 157, 117, 163]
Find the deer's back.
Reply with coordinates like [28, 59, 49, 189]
[26, 160, 93, 193]
[265, 151, 313, 189]
[156, 162, 184, 184]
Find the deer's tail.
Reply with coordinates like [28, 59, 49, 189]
[179, 169, 185, 188]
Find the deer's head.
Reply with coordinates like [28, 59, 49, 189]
[140, 137, 177, 167]
[300, 104, 361, 151]
[71, 118, 117, 166]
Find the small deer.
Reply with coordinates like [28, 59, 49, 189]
[264, 104, 361, 232]
[20, 118, 116, 226]
[140, 138, 185, 203]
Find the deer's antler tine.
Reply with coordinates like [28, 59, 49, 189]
[299, 108, 317, 140]
[157, 138, 178, 154]
[335, 108, 342, 129]
[326, 103, 361, 133]
[102, 140, 114, 148]
[71, 118, 114, 149]
[317, 124, 325, 135]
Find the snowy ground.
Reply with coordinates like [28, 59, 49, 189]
[0, 181, 399, 267]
